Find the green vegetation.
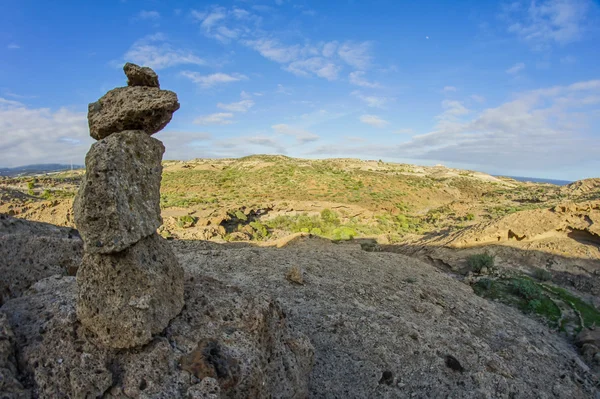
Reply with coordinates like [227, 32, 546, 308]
[467, 253, 495, 273]
[177, 215, 198, 228]
[532, 268, 553, 281]
[474, 276, 600, 333]
[474, 277, 560, 327]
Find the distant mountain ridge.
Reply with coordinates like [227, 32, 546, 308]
[0, 164, 82, 177]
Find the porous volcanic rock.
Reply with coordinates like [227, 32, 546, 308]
[0, 214, 82, 304]
[76, 233, 184, 349]
[124, 62, 160, 88]
[74, 130, 164, 254]
[88, 86, 179, 140]
[0, 312, 29, 397]
[1, 273, 313, 398]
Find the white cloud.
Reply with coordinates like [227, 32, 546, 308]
[272, 124, 319, 144]
[506, 62, 526, 74]
[191, 6, 375, 80]
[315, 80, 600, 173]
[181, 72, 248, 88]
[0, 99, 92, 167]
[7, 43, 20, 49]
[338, 41, 372, 69]
[194, 112, 235, 125]
[505, 0, 594, 49]
[359, 114, 389, 128]
[442, 86, 457, 93]
[123, 34, 206, 70]
[349, 71, 381, 88]
[352, 91, 389, 108]
[217, 99, 255, 112]
[286, 58, 340, 80]
[137, 10, 160, 20]
[395, 128, 414, 134]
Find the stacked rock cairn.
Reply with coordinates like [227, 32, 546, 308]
[74, 63, 184, 349]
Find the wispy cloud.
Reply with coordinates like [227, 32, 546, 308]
[504, 0, 594, 49]
[137, 10, 160, 20]
[194, 112, 235, 125]
[7, 43, 20, 50]
[471, 94, 486, 103]
[191, 6, 375, 80]
[352, 91, 389, 108]
[272, 123, 319, 144]
[506, 62, 525, 74]
[181, 71, 248, 88]
[349, 71, 381, 88]
[442, 86, 457, 93]
[123, 34, 206, 70]
[338, 42, 372, 69]
[217, 99, 255, 112]
[359, 114, 389, 128]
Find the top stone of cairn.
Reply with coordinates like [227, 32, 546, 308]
[124, 62, 160, 88]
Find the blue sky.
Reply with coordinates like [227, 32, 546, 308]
[1, 0, 599, 180]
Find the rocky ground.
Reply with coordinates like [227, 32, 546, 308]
[2, 214, 600, 398]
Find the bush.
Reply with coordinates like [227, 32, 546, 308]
[510, 279, 542, 300]
[234, 210, 247, 221]
[320, 209, 340, 225]
[465, 213, 475, 221]
[532, 268, 552, 281]
[467, 253, 495, 273]
[475, 278, 495, 291]
[249, 221, 268, 239]
[177, 215, 197, 228]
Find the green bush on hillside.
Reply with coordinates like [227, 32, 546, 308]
[467, 253, 495, 273]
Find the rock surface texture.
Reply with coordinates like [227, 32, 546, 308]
[73, 130, 164, 253]
[75, 63, 184, 349]
[77, 233, 184, 348]
[0, 274, 313, 398]
[0, 214, 82, 304]
[88, 74, 179, 139]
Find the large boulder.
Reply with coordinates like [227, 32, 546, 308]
[1, 274, 313, 398]
[88, 86, 179, 140]
[77, 233, 184, 349]
[74, 130, 164, 254]
[0, 312, 29, 397]
[124, 62, 160, 88]
[0, 214, 82, 304]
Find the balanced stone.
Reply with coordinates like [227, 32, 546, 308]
[76, 233, 184, 349]
[124, 62, 160, 88]
[74, 130, 164, 254]
[88, 86, 179, 140]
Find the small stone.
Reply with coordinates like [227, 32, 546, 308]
[74, 130, 164, 254]
[286, 266, 304, 285]
[76, 233, 184, 349]
[124, 62, 160, 88]
[88, 86, 179, 140]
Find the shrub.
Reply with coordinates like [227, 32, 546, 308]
[467, 253, 495, 273]
[510, 279, 542, 300]
[465, 213, 475, 221]
[27, 181, 35, 190]
[320, 209, 340, 225]
[475, 278, 494, 291]
[249, 221, 268, 239]
[234, 210, 248, 221]
[532, 268, 552, 281]
[177, 215, 197, 228]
